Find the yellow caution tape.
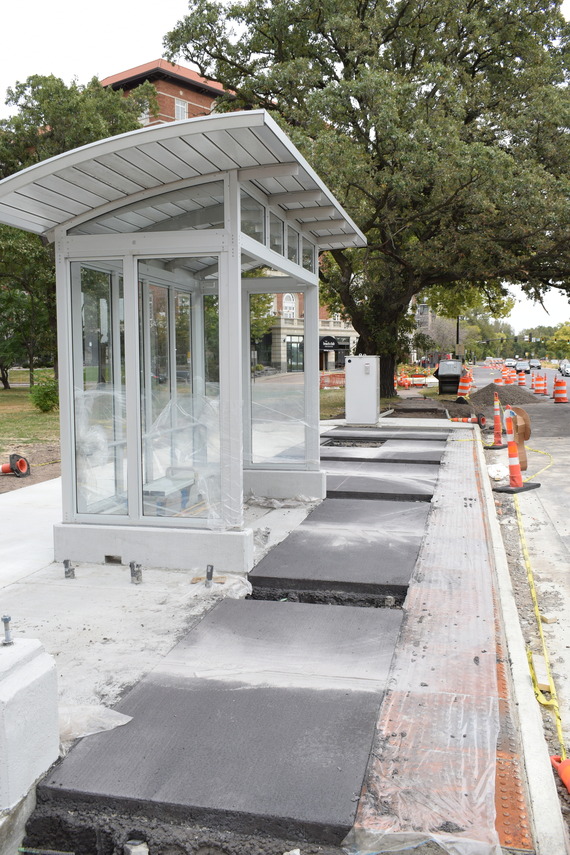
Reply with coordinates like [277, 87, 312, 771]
[514, 494, 567, 760]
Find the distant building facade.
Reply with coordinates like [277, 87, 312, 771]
[102, 60, 358, 371]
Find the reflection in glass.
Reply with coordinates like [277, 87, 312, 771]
[302, 238, 315, 272]
[139, 258, 221, 521]
[269, 212, 284, 255]
[250, 292, 306, 464]
[287, 227, 299, 264]
[71, 261, 126, 514]
[69, 181, 225, 236]
[240, 191, 265, 243]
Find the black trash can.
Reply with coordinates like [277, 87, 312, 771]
[435, 359, 464, 395]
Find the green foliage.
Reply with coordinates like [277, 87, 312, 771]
[0, 74, 159, 379]
[546, 323, 570, 358]
[164, 0, 570, 393]
[0, 75, 158, 178]
[29, 377, 59, 412]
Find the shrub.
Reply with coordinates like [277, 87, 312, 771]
[30, 378, 59, 412]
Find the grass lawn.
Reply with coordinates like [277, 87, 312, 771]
[0, 388, 60, 453]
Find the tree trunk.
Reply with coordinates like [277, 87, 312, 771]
[0, 366, 10, 390]
[380, 353, 396, 400]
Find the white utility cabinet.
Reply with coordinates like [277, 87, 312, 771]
[345, 355, 380, 424]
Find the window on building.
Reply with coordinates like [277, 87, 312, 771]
[175, 98, 188, 121]
[283, 293, 296, 319]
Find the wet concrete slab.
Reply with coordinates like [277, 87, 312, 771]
[38, 600, 402, 844]
[323, 460, 439, 500]
[250, 498, 429, 602]
[320, 439, 446, 464]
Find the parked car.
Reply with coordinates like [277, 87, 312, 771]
[515, 360, 531, 374]
[560, 361, 570, 377]
[529, 359, 542, 369]
[504, 358, 517, 368]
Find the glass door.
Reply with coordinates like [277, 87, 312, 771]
[71, 261, 126, 515]
[138, 257, 221, 521]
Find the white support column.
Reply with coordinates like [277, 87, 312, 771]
[303, 283, 321, 469]
[55, 233, 75, 522]
[218, 172, 244, 528]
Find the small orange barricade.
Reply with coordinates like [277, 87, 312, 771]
[411, 373, 427, 387]
[320, 372, 345, 389]
[517, 372, 526, 387]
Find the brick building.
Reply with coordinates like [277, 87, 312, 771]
[101, 59, 228, 125]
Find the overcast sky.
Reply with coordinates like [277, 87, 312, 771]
[1, 0, 569, 333]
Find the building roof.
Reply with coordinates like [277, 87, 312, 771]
[0, 110, 366, 250]
[101, 59, 227, 97]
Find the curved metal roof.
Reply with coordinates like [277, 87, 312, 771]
[0, 110, 366, 251]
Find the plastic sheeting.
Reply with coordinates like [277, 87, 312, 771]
[344, 430, 501, 855]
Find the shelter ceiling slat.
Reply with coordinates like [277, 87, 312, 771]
[77, 160, 146, 196]
[255, 175, 306, 197]
[36, 174, 111, 209]
[186, 135, 242, 172]
[226, 128, 279, 166]
[54, 166, 126, 202]
[203, 130, 259, 169]
[121, 146, 183, 185]
[251, 126, 295, 165]
[96, 153, 162, 190]
[163, 136, 222, 177]
[15, 183, 88, 217]
[10, 191, 82, 222]
[0, 201, 57, 231]
[137, 142, 201, 181]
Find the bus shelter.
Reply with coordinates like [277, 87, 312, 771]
[0, 110, 365, 572]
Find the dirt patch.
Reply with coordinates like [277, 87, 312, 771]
[0, 442, 60, 493]
[470, 382, 543, 407]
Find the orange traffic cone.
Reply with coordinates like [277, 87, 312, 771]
[1, 454, 30, 477]
[517, 371, 526, 387]
[493, 411, 540, 494]
[551, 756, 570, 794]
[456, 374, 471, 398]
[487, 392, 507, 449]
[554, 377, 569, 403]
[449, 414, 486, 426]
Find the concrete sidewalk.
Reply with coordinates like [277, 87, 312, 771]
[1, 417, 568, 855]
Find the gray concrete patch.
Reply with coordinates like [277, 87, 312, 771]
[37, 600, 402, 845]
[322, 427, 450, 441]
[250, 499, 429, 601]
[320, 439, 446, 464]
[323, 460, 439, 500]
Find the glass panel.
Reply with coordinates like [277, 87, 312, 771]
[71, 261, 126, 515]
[240, 190, 265, 243]
[302, 237, 315, 272]
[250, 292, 306, 464]
[269, 212, 284, 255]
[69, 181, 225, 236]
[139, 258, 221, 521]
[287, 226, 299, 264]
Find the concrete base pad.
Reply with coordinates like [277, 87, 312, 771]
[320, 439, 446, 464]
[250, 498, 429, 602]
[323, 460, 439, 500]
[36, 600, 402, 845]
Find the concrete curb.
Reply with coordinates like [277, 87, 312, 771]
[475, 425, 570, 854]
